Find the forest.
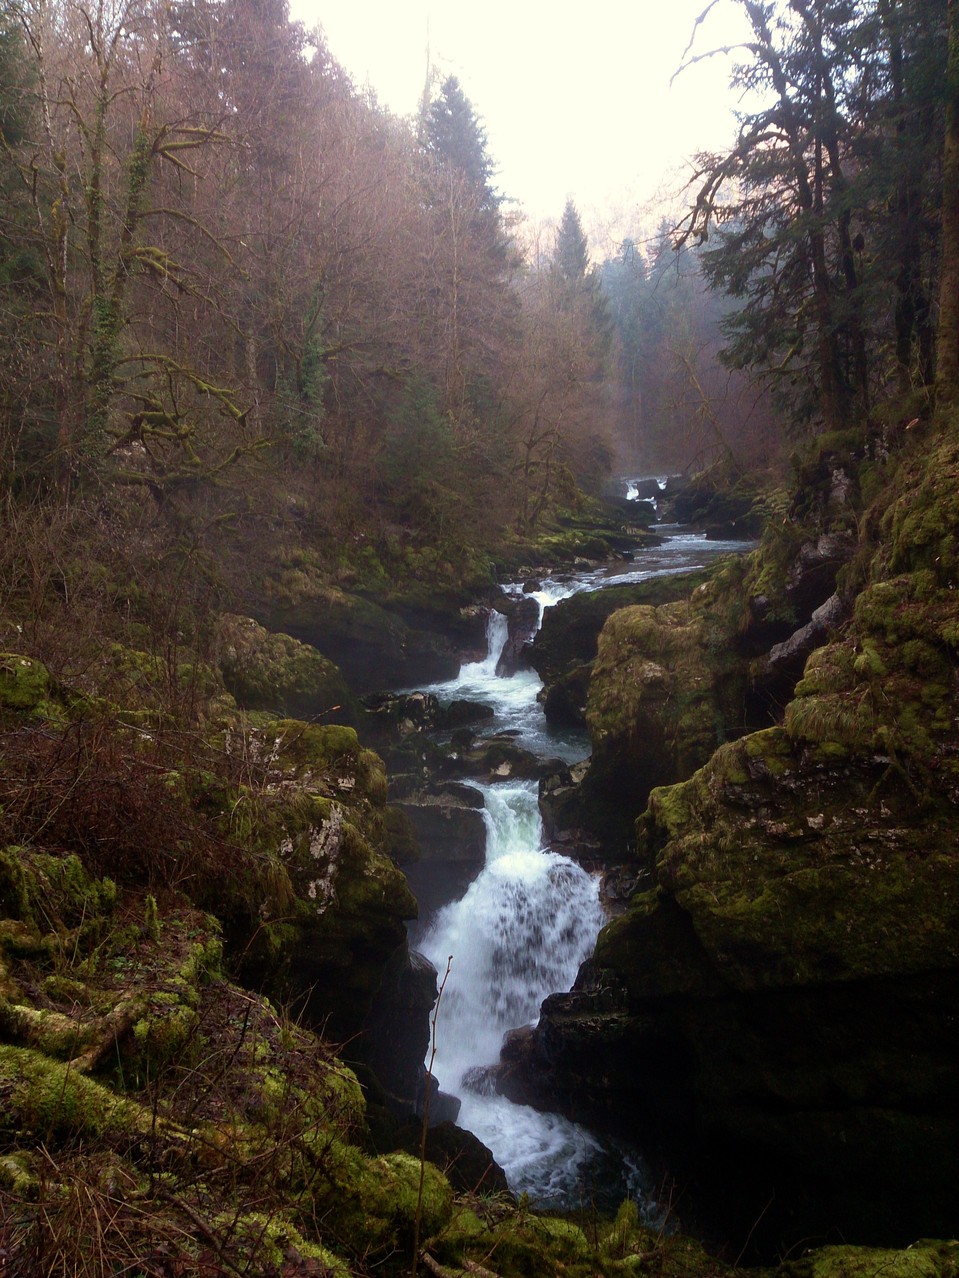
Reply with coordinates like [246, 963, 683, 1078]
[1, 0, 959, 1274]
[3, 0, 956, 585]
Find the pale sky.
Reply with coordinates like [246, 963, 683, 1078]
[288, 1, 751, 258]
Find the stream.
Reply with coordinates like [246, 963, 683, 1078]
[410, 527, 751, 1212]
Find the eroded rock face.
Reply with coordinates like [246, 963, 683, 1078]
[494, 595, 540, 676]
[569, 594, 751, 848]
[503, 436, 959, 1253]
[362, 944, 439, 1117]
[394, 781, 487, 916]
[228, 720, 418, 1042]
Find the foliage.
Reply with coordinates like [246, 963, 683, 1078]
[676, 0, 951, 427]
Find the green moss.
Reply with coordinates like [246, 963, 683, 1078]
[218, 614, 360, 726]
[0, 1044, 158, 1141]
[0, 1150, 38, 1197]
[310, 1140, 453, 1259]
[0, 653, 65, 721]
[0, 846, 116, 932]
[778, 1241, 959, 1278]
[210, 1212, 352, 1276]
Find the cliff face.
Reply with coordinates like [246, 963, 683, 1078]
[504, 427, 959, 1254]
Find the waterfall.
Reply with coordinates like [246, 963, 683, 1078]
[420, 780, 606, 1204]
[475, 608, 511, 677]
[421, 782, 603, 1083]
[410, 530, 755, 1207]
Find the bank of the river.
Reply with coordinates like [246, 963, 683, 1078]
[3, 455, 958, 1276]
[498, 431, 959, 1259]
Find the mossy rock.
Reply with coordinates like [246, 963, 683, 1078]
[0, 653, 65, 721]
[259, 583, 459, 693]
[573, 593, 750, 844]
[0, 846, 117, 935]
[311, 1142, 453, 1260]
[778, 1241, 959, 1278]
[528, 568, 715, 686]
[218, 613, 361, 726]
[213, 718, 416, 1041]
[518, 421, 959, 1252]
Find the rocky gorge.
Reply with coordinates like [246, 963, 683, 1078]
[2, 432, 959, 1277]
[496, 426, 959, 1258]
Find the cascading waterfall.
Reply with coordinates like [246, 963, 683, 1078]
[420, 780, 608, 1204]
[413, 528, 755, 1208]
[418, 585, 613, 1205]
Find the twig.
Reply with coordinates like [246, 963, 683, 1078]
[411, 955, 452, 1278]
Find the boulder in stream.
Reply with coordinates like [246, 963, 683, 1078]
[394, 781, 488, 915]
[494, 594, 540, 676]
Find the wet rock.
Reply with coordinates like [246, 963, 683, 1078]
[765, 592, 850, 679]
[438, 699, 495, 730]
[576, 598, 751, 847]
[395, 783, 486, 860]
[231, 720, 417, 1044]
[499, 434, 959, 1252]
[661, 465, 764, 538]
[784, 531, 855, 616]
[395, 782, 487, 914]
[258, 588, 459, 693]
[538, 759, 592, 843]
[363, 945, 438, 1116]
[494, 595, 540, 676]
[453, 735, 563, 783]
[415, 1073, 462, 1127]
[540, 664, 591, 728]
[395, 1120, 511, 1197]
[528, 570, 715, 690]
[628, 477, 667, 501]
[365, 690, 443, 735]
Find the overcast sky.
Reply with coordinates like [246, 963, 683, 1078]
[288, 1, 752, 257]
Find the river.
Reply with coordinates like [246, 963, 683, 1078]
[411, 528, 750, 1213]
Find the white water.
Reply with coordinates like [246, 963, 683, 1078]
[420, 780, 606, 1203]
[415, 528, 755, 1208]
[422, 578, 586, 761]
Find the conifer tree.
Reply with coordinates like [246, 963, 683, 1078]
[422, 75, 497, 212]
[553, 200, 590, 285]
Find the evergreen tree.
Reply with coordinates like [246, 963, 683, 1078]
[422, 75, 498, 212]
[678, 0, 949, 428]
[553, 200, 590, 285]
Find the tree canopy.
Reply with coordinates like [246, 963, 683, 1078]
[677, 0, 954, 426]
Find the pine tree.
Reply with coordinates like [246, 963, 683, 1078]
[422, 75, 498, 212]
[553, 200, 590, 285]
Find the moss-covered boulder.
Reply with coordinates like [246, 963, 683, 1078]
[0, 653, 62, 719]
[258, 580, 460, 693]
[216, 719, 418, 1041]
[564, 586, 754, 848]
[528, 569, 715, 689]
[660, 461, 766, 538]
[218, 613, 361, 725]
